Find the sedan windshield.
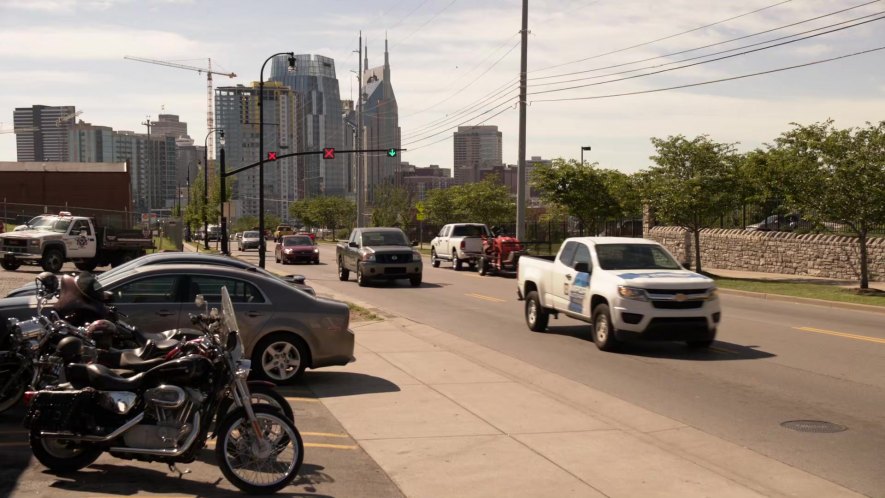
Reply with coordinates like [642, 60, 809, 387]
[284, 236, 313, 246]
[243, 231, 259, 238]
[595, 244, 681, 270]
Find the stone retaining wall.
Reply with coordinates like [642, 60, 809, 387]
[647, 227, 885, 282]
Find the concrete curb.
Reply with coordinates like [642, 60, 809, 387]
[717, 287, 885, 315]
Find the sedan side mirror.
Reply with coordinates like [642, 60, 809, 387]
[411, 240, 418, 246]
[573, 262, 590, 274]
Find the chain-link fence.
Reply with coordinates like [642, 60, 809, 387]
[0, 201, 143, 230]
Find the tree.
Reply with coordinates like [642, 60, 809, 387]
[310, 196, 355, 239]
[452, 175, 516, 226]
[289, 200, 316, 229]
[232, 215, 258, 233]
[774, 120, 885, 289]
[425, 186, 459, 225]
[645, 135, 738, 273]
[530, 158, 621, 235]
[370, 185, 412, 227]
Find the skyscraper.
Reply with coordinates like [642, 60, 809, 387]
[270, 54, 347, 198]
[361, 38, 402, 203]
[453, 125, 502, 184]
[68, 122, 114, 163]
[215, 82, 300, 219]
[150, 114, 189, 140]
[13, 105, 76, 162]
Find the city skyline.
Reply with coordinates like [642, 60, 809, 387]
[0, 1, 883, 174]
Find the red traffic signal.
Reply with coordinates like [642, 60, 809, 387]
[267, 152, 278, 161]
[323, 148, 335, 159]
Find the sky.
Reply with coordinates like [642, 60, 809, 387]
[0, 0, 883, 174]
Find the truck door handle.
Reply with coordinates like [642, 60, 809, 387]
[565, 274, 573, 281]
[246, 311, 262, 317]
[156, 310, 175, 317]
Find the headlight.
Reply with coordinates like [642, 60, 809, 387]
[708, 288, 719, 300]
[314, 248, 319, 253]
[361, 252, 375, 262]
[29, 240, 40, 246]
[284, 248, 293, 254]
[412, 251, 422, 261]
[617, 286, 648, 301]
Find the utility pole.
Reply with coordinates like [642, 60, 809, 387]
[516, 0, 529, 242]
[356, 31, 365, 228]
[142, 116, 152, 218]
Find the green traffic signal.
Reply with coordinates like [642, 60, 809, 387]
[387, 148, 397, 157]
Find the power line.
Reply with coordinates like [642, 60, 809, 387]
[391, 0, 459, 49]
[386, 0, 432, 31]
[402, 96, 518, 146]
[527, 10, 885, 92]
[529, 0, 798, 74]
[407, 105, 516, 151]
[529, 0, 881, 82]
[402, 81, 518, 138]
[530, 44, 885, 103]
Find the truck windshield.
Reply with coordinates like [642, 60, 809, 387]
[595, 244, 681, 270]
[31, 217, 71, 233]
[361, 231, 409, 246]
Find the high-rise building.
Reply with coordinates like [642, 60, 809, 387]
[361, 38, 402, 202]
[453, 125, 502, 184]
[215, 82, 300, 219]
[270, 54, 347, 198]
[111, 131, 176, 214]
[400, 164, 455, 201]
[68, 122, 114, 163]
[13, 105, 76, 162]
[150, 114, 188, 140]
[112, 131, 148, 212]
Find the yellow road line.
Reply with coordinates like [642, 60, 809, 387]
[301, 432, 350, 438]
[465, 293, 506, 303]
[305, 442, 358, 450]
[793, 326, 885, 345]
[284, 396, 320, 403]
[709, 346, 738, 355]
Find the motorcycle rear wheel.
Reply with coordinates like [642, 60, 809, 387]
[0, 366, 28, 414]
[216, 404, 303, 494]
[30, 434, 101, 473]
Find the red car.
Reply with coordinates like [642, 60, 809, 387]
[275, 234, 320, 264]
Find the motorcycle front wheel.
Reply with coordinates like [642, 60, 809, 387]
[216, 404, 303, 494]
[0, 364, 28, 414]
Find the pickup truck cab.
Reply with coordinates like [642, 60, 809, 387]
[430, 223, 491, 270]
[517, 237, 721, 351]
[0, 212, 153, 273]
[336, 227, 423, 287]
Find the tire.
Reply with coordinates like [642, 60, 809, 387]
[30, 432, 101, 473]
[525, 291, 549, 332]
[409, 273, 422, 287]
[216, 383, 295, 425]
[41, 248, 64, 273]
[0, 365, 27, 414]
[687, 338, 715, 349]
[592, 304, 620, 352]
[431, 249, 440, 268]
[357, 264, 368, 287]
[337, 261, 349, 281]
[478, 257, 488, 276]
[74, 261, 98, 272]
[111, 252, 135, 268]
[452, 251, 462, 271]
[216, 404, 303, 494]
[252, 334, 309, 384]
[0, 260, 20, 271]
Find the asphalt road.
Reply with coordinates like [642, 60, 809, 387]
[0, 262, 404, 498]
[249, 241, 885, 497]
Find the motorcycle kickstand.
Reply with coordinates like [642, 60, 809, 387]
[168, 463, 191, 478]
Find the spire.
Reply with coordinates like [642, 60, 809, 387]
[383, 32, 390, 83]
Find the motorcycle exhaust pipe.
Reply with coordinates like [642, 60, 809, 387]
[40, 412, 144, 442]
[109, 414, 201, 457]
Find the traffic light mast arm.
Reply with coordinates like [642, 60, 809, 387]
[222, 148, 405, 177]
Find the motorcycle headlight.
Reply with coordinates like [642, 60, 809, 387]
[412, 251, 422, 261]
[617, 286, 648, 302]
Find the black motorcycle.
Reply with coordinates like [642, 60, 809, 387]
[24, 287, 304, 494]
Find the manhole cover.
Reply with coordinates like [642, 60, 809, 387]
[781, 420, 847, 433]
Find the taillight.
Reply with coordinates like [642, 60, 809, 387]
[23, 391, 37, 407]
[460, 240, 466, 249]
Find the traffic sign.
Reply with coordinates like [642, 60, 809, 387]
[415, 201, 425, 213]
[323, 148, 335, 159]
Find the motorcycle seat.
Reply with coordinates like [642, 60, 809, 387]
[97, 347, 168, 372]
[66, 363, 145, 391]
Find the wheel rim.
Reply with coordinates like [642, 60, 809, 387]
[42, 438, 87, 459]
[527, 300, 537, 325]
[260, 342, 301, 381]
[357, 266, 363, 283]
[222, 411, 299, 488]
[595, 314, 608, 343]
[47, 253, 62, 271]
[0, 374, 25, 413]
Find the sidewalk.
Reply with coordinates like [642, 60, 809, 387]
[305, 279, 863, 498]
[706, 267, 885, 291]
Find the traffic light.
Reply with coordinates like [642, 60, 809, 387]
[267, 152, 277, 161]
[387, 148, 397, 157]
[323, 148, 335, 159]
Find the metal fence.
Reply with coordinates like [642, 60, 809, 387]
[1, 201, 144, 230]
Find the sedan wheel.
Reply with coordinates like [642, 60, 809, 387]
[254, 336, 308, 384]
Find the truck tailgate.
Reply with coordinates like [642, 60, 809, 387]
[462, 236, 484, 254]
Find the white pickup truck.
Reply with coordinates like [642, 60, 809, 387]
[430, 223, 491, 271]
[517, 237, 721, 351]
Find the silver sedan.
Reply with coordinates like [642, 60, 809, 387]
[0, 263, 354, 383]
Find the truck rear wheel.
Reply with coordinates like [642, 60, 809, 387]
[0, 260, 20, 271]
[41, 249, 64, 273]
[525, 291, 549, 332]
[452, 251, 462, 271]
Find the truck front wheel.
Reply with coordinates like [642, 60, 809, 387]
[592, 304, 620, 352]
[525, 291, 549, 332]
[74, 261, 98, 272]
[0, 260, 20, 271]
[41, 249, 64, 273]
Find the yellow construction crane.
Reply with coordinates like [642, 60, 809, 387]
[0, 125, 37, 135]
[124, 55, 237, 160]
[56, 110, 83, 126]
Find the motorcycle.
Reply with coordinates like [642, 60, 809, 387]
[24, 287, 304, 494]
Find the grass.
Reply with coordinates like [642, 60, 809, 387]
[347, 302, 380, 322]
[714, 277, 885, 307]
[149, 235, 179, 253]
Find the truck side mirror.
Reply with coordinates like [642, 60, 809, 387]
[411, 240, 418, 246]
[573, 262, 590, 274]
[349, 241, 359, 248]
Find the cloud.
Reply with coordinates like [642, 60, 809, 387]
[0, 70, 100, 85]
[1, 0, 129, 13]
[0, 27, 209, 60]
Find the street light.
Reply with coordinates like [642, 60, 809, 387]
[581, 145, 592, 165]
[258, 51, 296, 268]
[202, 127, 222, 250]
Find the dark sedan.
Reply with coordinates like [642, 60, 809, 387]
[0, 264, 354, 383]
[5, 251, 315, 297]
[275, 235, 320, 265]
